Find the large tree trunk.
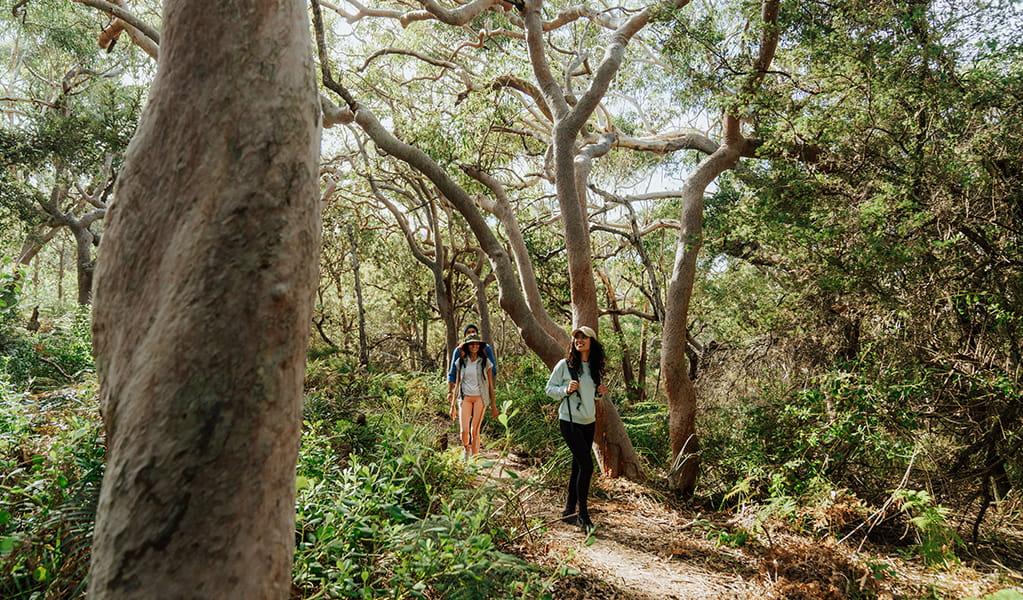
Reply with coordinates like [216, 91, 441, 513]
[70, 224, 95, 305]
[594, 395, 645, 480]
[663, 0, 780, 496]
[662, 119, 742, 496]
[88, 0, 321, 597]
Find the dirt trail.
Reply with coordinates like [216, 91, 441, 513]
[477, 452, 763, 599]
[475, 451, 1010, 600]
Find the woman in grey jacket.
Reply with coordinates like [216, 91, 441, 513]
[545, 326, 607, 531]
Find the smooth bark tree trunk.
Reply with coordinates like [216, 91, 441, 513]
[663, 0, 780, 496]
[663, 118, 741, 496]
[593, 395, 645, 480]
[637, 319, 648, 403]
[348, 224, 369, 367]
[70, 224, 95, 305]
[88, 0, 321, 597]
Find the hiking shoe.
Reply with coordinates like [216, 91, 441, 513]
[560, 509, 577, 525]
[577, 514, 594, 532]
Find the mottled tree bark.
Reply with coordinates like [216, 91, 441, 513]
[88, 0, 321, 597]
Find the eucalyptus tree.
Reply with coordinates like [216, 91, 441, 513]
[1, 1, 143, 304]
[309, 0, 791, 488]
[88, 0, 321, 597]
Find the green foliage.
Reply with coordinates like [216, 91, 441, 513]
[0, 259, 22, 339]
[965, 591, 1023, 600]
[2, 307, 94, 390]
[890, 489, 963, 567]
[0, 381, 104, 600]
[293, 417, 550, 599]
[702, 366, 922, 499]
[487, 356, 562, 459]
[619, 400, 670, 466]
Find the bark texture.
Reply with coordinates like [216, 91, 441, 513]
[88, 0, 321, 597]
[663, 0, 781, 496]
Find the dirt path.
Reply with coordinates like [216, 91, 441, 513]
[477, 452, 763, 599]
[476, 451, 1010, 600]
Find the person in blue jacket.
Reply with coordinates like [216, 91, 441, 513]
[545, 325, 607, 531]
[447, 323, 497, 384]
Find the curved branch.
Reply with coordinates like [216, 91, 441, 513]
[523, 0, 570, 120]
[462, 165, 567, 344]
[73, 0, 159, 58]
[611, 131, 719, 155]
[400, 0, 505, 27]
[490, 75, 553, 122]
[360, 47, 459, 72]
[320, 94, 354, 127]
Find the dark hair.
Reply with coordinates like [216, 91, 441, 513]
[463, 323, 478, 335]
[566, 337, 604, 386]
[458, 339, 484, 371]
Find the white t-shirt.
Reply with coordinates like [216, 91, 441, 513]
[460, 357, 484, 396]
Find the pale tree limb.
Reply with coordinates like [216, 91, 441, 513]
[73, 0, 159, 59]
[463, 166, 568, 345]
[663, 0, 782, 496]
[312, 0, 565, 365]
[402, 0, 506, 27]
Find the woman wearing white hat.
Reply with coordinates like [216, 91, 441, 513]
[545, 325, 608, 531]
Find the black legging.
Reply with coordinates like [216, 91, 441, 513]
[559, 419, 595, 517]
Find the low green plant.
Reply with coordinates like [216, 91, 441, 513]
[0, 381, 104, 599]
[293, 419, 551, 599]
[964, 590, 1023, 600]
[2, 307, 94, 390]
[889, 489, 963, 567]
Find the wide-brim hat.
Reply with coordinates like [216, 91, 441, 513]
[460, 333, 483, 349]
[571, 325, 598, 341]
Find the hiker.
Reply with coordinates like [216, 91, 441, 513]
[448, 333, 498, 460]
[545, 326, 607, 531]
[447, 323, 497, 383]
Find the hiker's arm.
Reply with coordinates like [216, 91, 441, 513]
[545, 360, 570, 399]
[488, 371, 498, 418]
[485, 344, 497, 378]
[448, 379, 457, 419]
[447, 358, 458, 419]
[446, 348, 460, 383]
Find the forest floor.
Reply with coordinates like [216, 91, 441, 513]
[473, 451, 1021, 600]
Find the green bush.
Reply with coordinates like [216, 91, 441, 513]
[701, 368, 922, 503]
[2, 307, 94, 390]
[293, 421, 551, 599]
[0, 383, 104, 600]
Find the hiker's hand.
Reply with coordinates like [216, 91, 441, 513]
[491, 406, 499, 419]
[567, 380, 579, 394]
[597, 384, 608, 396]
[449, 405, 457, 420]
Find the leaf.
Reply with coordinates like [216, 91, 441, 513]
[0, 536, 16, 554]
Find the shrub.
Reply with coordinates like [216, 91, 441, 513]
[293, 421, 551, 599]
[2, 307, 94, 390]
[0, 383, 104, 600]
